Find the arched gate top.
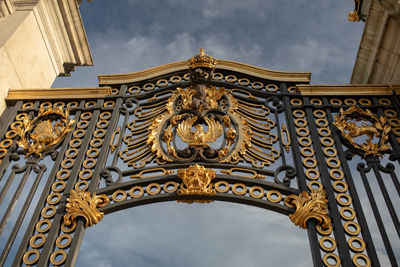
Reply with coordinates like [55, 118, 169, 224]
[97, 59, 311, 85]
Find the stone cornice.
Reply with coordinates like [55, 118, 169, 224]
[296, 84, 400, 95]
[0, 0, 16, 17]
[351, 0, 388, 84]
[8, 0, 93, 76]
[6, 87, 111, 100]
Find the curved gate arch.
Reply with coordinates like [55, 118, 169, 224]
[1, 50, 399, 266]
[97, 168, 297, 216]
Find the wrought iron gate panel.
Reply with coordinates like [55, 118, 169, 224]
[0, 52, 399, 266]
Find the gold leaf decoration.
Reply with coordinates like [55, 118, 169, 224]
[284, 189, 331, 229]
[177, 164, 216, 203]
[176, 116, 223, 148]
[333, 106, 391, 157]
[187, 49, 217, 69]
[127, 51, 279, 168]
[15, 106, 75, 158]
[63, 190, 109, 228]
[348, 0, 361, 22]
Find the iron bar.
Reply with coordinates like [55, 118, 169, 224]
[0, 164, 46, 265]
[358, 162, 398, 267]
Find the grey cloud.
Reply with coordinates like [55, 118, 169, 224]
[53, 0, 363, 87]
[76, 202, 312, 267]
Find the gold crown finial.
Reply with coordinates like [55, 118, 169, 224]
[187, 49, 217, 69]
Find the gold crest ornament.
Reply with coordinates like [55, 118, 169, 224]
[176, 116, 223, 148]
[121, 50, 280, 168]
[348, 0, 361, 22]
[177, 164, 216, 203]
[187, 48, 217, 69]
[284, 189, 331, 229]
[15, 106, 75, 158]
[333, 106, 391, 157]
[63, 189, 109, 228]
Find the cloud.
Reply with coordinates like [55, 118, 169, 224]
[76, 202, 312, 267]
[53, 0, 362, 88]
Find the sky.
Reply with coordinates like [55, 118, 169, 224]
[51, 1, 366, 266]
[52, 0, 364, 89]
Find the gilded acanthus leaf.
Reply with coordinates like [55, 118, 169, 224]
[206, 86, 225, 109]
[284, 189, 331, 229]
[64, 190, 109, 228]
[147, 114, 172, 162]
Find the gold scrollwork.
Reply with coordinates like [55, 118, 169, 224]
[333, 106, 391, 157]
[280, 124, 291, 153]
[284, 189, 331, 229]
[220, 168, 265, 179]
[109, 126, 121, 154]
[130, 168, 174, 179]
[122, 51, 280, 168]
[15, 106, 75, 158]
[63, 190, 109, 228]
[177, 165, 216, 203]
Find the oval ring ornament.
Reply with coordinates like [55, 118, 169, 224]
[333, 106, 391, 157]
[15, 106, 75, 158]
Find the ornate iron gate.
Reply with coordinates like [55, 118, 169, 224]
[0, 50, 399, 266]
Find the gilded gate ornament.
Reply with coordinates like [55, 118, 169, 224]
[348, 0, 361, 21]
[63, 189, 109, 228]
[177, 164, 216, 203]
[176, 116, 223, 148]
[187, 48, 217, 69]
[15, 106, 75, 158]
[284, 189, 331, 229]
[121, 49, 280, 168]
[333, 106, 391, 157]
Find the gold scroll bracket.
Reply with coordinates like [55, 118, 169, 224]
[284, 189, 331, 229]
[63, 190, 109, 228]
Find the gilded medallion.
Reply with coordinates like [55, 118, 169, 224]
[333, 106, 391, 157]
[15, 106, 75, 158]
